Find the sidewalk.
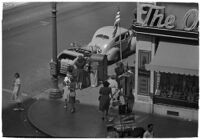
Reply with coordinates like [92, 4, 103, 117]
[27, 86, 198, 138]
[27, 54, 198, 138]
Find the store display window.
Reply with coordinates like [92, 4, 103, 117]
[154, 72, 199, 107]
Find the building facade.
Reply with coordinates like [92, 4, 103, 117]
[132, 2, 199, 121]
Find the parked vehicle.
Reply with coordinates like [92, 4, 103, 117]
[87, 26, 136, 62]
[57, 47, 91, 74]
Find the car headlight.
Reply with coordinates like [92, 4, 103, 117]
[97, 48, 102, 53]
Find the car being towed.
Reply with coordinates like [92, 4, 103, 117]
[57, 47, 91, 74]
[87, 26, 136, 62]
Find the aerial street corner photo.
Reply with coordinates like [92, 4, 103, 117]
[2, 1, 199, 138]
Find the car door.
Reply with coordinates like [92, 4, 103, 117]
[113, 32, 129, 52]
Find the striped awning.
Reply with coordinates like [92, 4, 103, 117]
[145, 41, 199, 76]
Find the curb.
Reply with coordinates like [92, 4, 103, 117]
[26, 100, 52, 137]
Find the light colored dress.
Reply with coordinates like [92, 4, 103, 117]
[12, 78, 21, 102]
[107, 78, 118, 98]
[63, 86, 70, 101]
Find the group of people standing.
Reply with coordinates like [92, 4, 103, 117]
[98, 61, 135, 120]
[62, 55, 99, 113]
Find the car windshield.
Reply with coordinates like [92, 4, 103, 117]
[96, 34, 109, 39]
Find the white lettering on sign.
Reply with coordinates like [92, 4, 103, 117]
[183, 9, 198, 31]
[140, 4, 175, 29]
[139, 4, 198, 31]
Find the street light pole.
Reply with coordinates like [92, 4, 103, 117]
[52, 2, 57, 67]
[49, 2, 62, 99]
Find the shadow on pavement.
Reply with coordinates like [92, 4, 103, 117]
[2, 98, 49, 137]
[27, 99, 107, 138]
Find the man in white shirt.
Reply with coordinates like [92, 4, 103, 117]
[143, 124, 154, 138]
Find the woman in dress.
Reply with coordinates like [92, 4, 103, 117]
[63, 82, 70, 109]
[75, 55, 86, 89]
[99, 81, 112, 120]
[11, 73, 24, 111]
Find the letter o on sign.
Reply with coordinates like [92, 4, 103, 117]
[183, 9, 198, 31]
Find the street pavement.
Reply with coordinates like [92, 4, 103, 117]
[2, 91, 48, 137]
[3, 2, 136, 99]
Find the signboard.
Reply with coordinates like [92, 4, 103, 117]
[138, 76, 150, 96]
[138, 3, 198, 31]
[138, 50, 151, 96]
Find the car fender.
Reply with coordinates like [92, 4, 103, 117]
[106, 47, 120, 61]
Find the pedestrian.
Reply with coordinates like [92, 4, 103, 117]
[115, 62, 125, 89]
[90, 59, 99, 87]
[74, 55, 86, 89]
[65, 65, 74, 81]
[68, 79, 76, 113]
[107, 75, 120, 107]
[11, 73, 24, 111]
[125, 69, 135, 113]
[143, 124, 154, 138]
[98, 81, 112, 120]
[62, 82, 70, 109]
[84, 59, 91, 87]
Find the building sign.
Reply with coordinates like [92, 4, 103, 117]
[138, 76, 150, 96]
[138, 50, 151, 96]
[138, 4, 198, 31]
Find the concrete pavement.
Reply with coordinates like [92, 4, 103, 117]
[2, 92, 48, 137]
[27, 85, 198, 138]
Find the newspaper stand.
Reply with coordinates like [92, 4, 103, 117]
[106, 112, 136, 137]
[106, 67, 136, 137]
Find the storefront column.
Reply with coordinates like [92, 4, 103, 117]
[150, 37, 155, 113]
[133, 34, 154, 113]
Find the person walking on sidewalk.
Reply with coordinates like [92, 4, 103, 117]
[143, 123, 154, 138]
[107, 75, 120, 108]
[62, 82, 70, 109]
[11, 73, 24, 111]
[98, 81, 112, 120]
[68, 80, 76, 113]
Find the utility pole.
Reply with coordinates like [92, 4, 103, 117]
[49, 2, 62, 99]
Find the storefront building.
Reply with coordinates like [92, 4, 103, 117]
[132, 2, 199, 121]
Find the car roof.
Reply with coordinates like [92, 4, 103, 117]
[94, 26, 128, 39]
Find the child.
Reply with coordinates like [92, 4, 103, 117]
[68, 81, 76, 113]
[63, 82, 70, 109]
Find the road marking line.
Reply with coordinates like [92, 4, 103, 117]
[2, 88, 12, 93]
[2, 88, 28, 96]
[40, 21, 49, 26]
